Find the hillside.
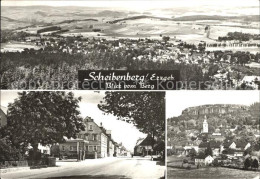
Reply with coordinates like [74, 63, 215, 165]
[107, 15, 171, 24]
[168, 103, 259, 131]
[172, 15, 260, 22]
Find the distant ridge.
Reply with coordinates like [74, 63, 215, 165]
[1, 16, 25, 23]
[107, 15, 171, 23]
[172, 15, 259, 22]
[107, 15, 259, 24]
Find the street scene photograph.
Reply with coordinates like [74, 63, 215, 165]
[0, 91, 165, 179]
[1, 0, 260, 89]
[166, 90, 260, 179]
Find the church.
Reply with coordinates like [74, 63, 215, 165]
[200, 115, 224, 142]
[201, 116, 208, 134]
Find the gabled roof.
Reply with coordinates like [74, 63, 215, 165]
[199, 140, 222, 148]
[236, 140, 250, 148]
[223, 141, 235, 148]
[195, 156, 205, 159]
[136, 135, 155, 147]
[136, 138, 145, 146]
[195, 155, 212, 160]
[209, 140, 222, 148]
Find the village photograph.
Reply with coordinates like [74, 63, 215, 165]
[166, 91, 260, 178]
[1, 0, 260, 90]
[0, 91, 165, 179]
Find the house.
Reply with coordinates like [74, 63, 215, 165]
[209, 134, 225, 142]
[210, 141, 222, 156]
[104, 130, 115, 157]
[59, 117, 109, 159]
[118, 143, 128, 156]
[183, 146, 199, 155]
[114, 142, 120, 156]
[223, 141, 236, 149]
[234, 150, 243, 157]
[173, 146, 185, 155]
[205, 155, 214, 165]
[198, 140, 222, 156]
[81, 117, 108, 158]
[59, 138, 88, 160]
[134, 135, 155, 156]
[0, 106, 7, 127]
[198, 142, 208, 152]
[236, 141, 251, 151]
[195, 155, 214, 166]
[240, 76, 260, 89]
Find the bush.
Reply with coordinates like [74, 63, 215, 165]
[0, 139, 24, 163]
[183, 159, 188, 163]
[212, 158, 219, 167]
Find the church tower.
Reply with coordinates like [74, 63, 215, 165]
[203, 115, 208, 133]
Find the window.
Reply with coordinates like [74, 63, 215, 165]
[94, 146, 97, 151]
[93, 134, 97, 141]
[89, 125, 93, 130]
[70, 146, 76, 151]
[85, 134, 88, 140]
[88, 146, 93, 151]
[62, 146, 65, 151]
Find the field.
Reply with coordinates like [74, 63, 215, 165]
[167, 155, 260, 179]
[1, 6, 259, 44]
[167, 167, 260, 179]
[1, 42, 41, 52]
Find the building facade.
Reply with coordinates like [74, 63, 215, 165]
[80, 117, 108, 158]
[59, 117, 123, 159]
[59, 138, 88, 160]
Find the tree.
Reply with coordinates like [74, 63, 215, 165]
[5, 91, 85, 160]
[252, 159, 259, 170]
[98, 92, 165, 149]
[244, 157, 252, 170]
[189, 148, 197, 159]
[204, 143, 213, 156]
[0, 138, 24, 162]
[244, 147, 252, 156]
[212, 158, 219, 167]
[162, 36, 170, 43]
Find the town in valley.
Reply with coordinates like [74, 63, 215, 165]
[1, 0, 260, 90]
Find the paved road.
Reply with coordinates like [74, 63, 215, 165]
[1, 157, 165, 179]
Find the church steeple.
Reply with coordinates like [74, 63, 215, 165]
[203, 115, 208, 133]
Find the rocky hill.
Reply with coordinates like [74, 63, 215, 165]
[182, 104, 249, 117]
[168, 103, 259, 131]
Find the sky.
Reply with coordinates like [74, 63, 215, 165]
[166, 90, 260, 118]
[0, 90, 146, 152]
[1, 0, 259, 17]
[1, 0, 258, 7]
[1, 0, 258, 9]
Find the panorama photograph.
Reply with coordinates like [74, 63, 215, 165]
[1, 0, 260, 89]
[0, 91, 165, 179]
[166, 91, 260, 179]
